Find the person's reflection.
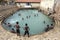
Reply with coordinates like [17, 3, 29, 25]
[45, 25, 50, 32]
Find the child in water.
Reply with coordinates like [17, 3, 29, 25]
[18, 14, 21, 16]
[50, 24, 54, 29]
[34, 14, 36, 17]
[22, 18, 24, 20]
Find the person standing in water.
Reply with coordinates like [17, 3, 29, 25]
[15, 22, 20, 36]
[24, 23, 30, 37]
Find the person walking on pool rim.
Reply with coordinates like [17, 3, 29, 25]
[23, 23, 30, 37]
[14, 22, 20, 36]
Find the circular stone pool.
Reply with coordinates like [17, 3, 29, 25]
[2, 9, 54, 35]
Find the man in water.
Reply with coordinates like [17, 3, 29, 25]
[8, 23, 12, 27]
[50, 24, 54, 29]
[22, 18, 24, 20]
[43, 21, 45, 24]
[15, 22, 20, 36]
[18, 14, 21, 16]
[11, 28, 16, 33]
[34, 14, 36, 17]
[45, 25, 50, 32]
[26, 16, 28, 19]
[24, 23, 30, 37]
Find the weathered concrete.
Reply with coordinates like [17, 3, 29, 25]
[0, 0, 60, 39]
[0, 5, 19, 21]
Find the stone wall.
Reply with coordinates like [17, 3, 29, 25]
[0, 5, 19, 21]
[40, 0, 54, 15]
[51, 0, 60, 27]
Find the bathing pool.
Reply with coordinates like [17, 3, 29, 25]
[2, 9, 54, 35]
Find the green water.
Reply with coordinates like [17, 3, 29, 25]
[2, 9, 54, 35]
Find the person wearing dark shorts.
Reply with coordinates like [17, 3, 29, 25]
[15, 22, 20, 36]
[24, 23, 30, 37]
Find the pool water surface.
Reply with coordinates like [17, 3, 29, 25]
[2, 9, 54, 35]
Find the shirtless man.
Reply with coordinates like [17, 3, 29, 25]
[24, 23, 30, 37]
[15, 22, 20, 36]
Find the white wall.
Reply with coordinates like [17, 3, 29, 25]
[16, 3, 40, 8]
[40, 0, 54, 11]
[31, 3, 40, 7]
[55, 0, 60, 12]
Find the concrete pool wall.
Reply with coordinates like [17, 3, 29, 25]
[1, 8, 54, 35]
[0, 1, 60, 39]
[0, 5, 19, 21]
